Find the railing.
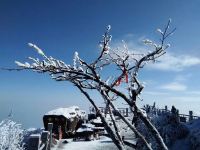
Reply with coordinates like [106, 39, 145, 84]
[99, 105, 200, 123]
[98, 107, 129, 117]
[146, 105, 200, 123]
[28, 123, 53, 150]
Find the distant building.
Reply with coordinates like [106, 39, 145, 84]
[43, 106, 86, 139]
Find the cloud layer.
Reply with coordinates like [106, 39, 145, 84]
[147, 53, 200, 71]
[112, 36, 200, 72]
[160, 82, 187, 91]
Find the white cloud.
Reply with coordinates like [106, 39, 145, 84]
[147, 53, 200, 71]
[169, 96, 200, 102]
[124, 33, 135, 38]
[111, 35, 200, 72]
[186, 91, 200, 95]
[160, 82, 187, 91]
[144, 91, 169, 96]
[174, 75, 187, 82]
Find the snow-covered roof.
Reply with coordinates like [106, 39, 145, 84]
[76, 128, 93, 132]
[76, 123, 95, 133]
[93, 127, 104, 130]
[91, 117, 102, 124]
[45, 106, 85, 119]
[77, 110, 87, 119]
[82, 123, 95, 128]
[26, 128, 37, 132]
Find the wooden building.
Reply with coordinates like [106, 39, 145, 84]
[43, 106, 86, 139]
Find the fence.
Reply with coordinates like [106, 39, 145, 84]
[146, 105, 200, 123]
[99, 107, 129, 117]
[99, 105, 200, 123]
[28, 123, 53, 150]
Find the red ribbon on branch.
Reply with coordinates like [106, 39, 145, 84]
[115, 71, 128, 86]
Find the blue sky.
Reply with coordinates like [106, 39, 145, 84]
[1, 0, 200, 128]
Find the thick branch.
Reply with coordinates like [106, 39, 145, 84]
[100, 90, 153, 150]
[75, 83, 125, 150]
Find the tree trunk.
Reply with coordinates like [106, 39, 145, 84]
[100, 91, 152, 150]
[76, 85, 125, 150]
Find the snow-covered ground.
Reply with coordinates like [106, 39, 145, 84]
[53, 137, 116, 150]
[52, 136, 134, 150]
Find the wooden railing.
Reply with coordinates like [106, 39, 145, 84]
[146, 105, 200, 123]
[99, 105, 200, 123]
[99, 107, 129, 117]
[28, 123, 53, 150]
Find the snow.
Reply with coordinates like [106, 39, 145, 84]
[82, 123, 95, 128]
[45, 106, 86, 119]
[140, 108, 147, 117]
[94, 127, 104, 130]
[52, 136, 135, 150]
[165, 44, 171, 49]
[76, 123, 95, 133]
[143, 39, 153, 44]
[76, 128, 93, 132]
[73, 51, 79, 69]
[52, 137, 115, 150]
[28, 43, 45, 56]
[26, 127, 37, 132]
[157, 28, 163, 34]
[91, 117, 102, 124]
[107, 25, 111, 31]
[15, 61, 27, 67]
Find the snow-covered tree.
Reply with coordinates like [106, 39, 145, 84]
[0, 119, 24, 150]
[9, 19, 175, 150]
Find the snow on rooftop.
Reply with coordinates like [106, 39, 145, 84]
[76, 123, 95, 133]
[93, 127, 104, 130]
[82, 123, 95, 128]
[76, 127, 93, 133]
[26, 128, 37, 132]
[52, 136, 117, 150]
[91, 117, 102, 124]
[45, 106, 86, 119]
